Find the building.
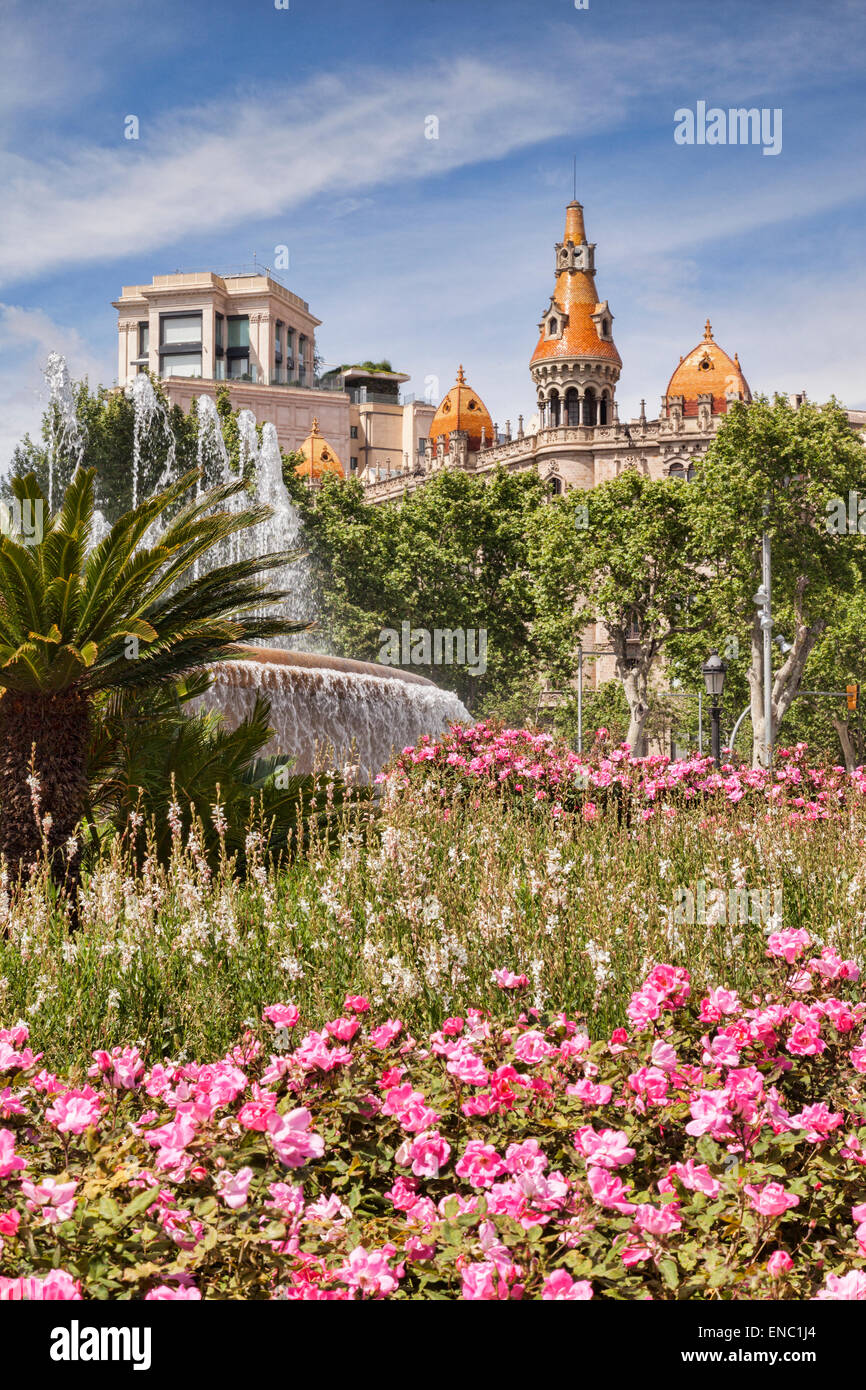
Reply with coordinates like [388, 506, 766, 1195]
[112, 271, 437, 480]
[112, 269, 350, 462]
[358, 196, 865, 701]
[361, 198, 755, 510]
[295, 418, 344, 483]
[319, 364, 436, 480]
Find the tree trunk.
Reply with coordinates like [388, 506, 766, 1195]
[0, 689, 90, 905]
[832, 715, 857, 773]
[749, 604, 824, 768]
[619, 660, 650, 757]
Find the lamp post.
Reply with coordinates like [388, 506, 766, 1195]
[702, 650, 727, 769]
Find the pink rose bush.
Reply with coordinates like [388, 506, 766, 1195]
[1, 944, 866, 1300]
[384, 724, 866, 824]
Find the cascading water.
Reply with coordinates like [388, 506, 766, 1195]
[44, 352, 85, 511]
[200, 654, 469, 779]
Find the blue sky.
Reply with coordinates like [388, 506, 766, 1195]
[2, 0, 865, 466]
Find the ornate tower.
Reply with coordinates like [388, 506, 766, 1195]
[529, 200, 622, 429]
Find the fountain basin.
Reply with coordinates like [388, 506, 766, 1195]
[199, 647, 469, 778]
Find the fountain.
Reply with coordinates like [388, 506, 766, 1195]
[187, 403, 468, 774]
[38, 358, 470, 775]
[44, 352, 85, 510]
[126, 373, 176, 507]
[201, 647, 469, 778]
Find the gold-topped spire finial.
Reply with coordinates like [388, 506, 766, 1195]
[456, 364, 466, 384]
[704, 318, 713, 340]
[310, 417, 320, 435]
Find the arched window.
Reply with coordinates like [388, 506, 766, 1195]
[668, 463, 686, 480]
[565, 388, 580, 425]
[548, 476, 563, 496]
[549, 391, 561, 427]
[549, 318, 558, 336]
[583, 389, 597, 427]
[599, 394, 609, 425]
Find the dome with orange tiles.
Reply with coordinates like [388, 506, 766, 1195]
[295, 418, 344, 480]
[428, 366, 494, 451]
[530, 201, 622, 368]
[665, 321, 751, 416]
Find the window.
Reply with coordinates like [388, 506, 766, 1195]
[350, 457, 358, 471]
[215, 359, 226, 380]
[227, 316, 249, 349]
[549, 319, 558, 335]
[215, 313, 224, 352]
[138, 321, 149, 357]
[160, 313, 202, 346]
[548, 476, 563, 496]
[350, 425, 359, 439]
[228, 356, 251, 380]
[158, 312, 202, 376]
[160, 353, 202, 379]
[274, 320, 283, 363]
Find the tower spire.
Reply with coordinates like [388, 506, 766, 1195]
[529, 198, 622, 426]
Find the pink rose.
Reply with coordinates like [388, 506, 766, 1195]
[0, 1128, 25, 1178]
[541, 1270, 593, 1300]
[266, 1108, 325, 1169]
[45, 1087, 102, 1135]
[263, 1003, 299, 1029]
[744, 1182, 800, 1217]
[395, 1129, 451, 1179]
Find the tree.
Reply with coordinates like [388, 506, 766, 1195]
[689, 396, 866, 766]
[0, 467, 298, 896]
[778, 568, 866, 769]
[532, 470, 708, 754]
[296, 467, 547, 713]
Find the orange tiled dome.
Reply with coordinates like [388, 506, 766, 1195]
[428, 366, 494, 451]
[665, 321, 751, 416]
[530, 201, 622, 368]
[296, 418, 344, 480]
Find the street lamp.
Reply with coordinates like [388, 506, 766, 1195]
[702, 650, 727, 768]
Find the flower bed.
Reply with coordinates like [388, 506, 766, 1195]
[2, 935, 866, 1299]
[384, 724, 866, 822]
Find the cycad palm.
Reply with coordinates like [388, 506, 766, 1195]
[0, 466, 298, 887]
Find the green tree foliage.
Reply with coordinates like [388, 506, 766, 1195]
[295, 467, 547, 712]
[532, 471, 709, 754]
[688, 396, 866, 765]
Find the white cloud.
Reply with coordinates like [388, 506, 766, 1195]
[4, 1, 864, 291]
